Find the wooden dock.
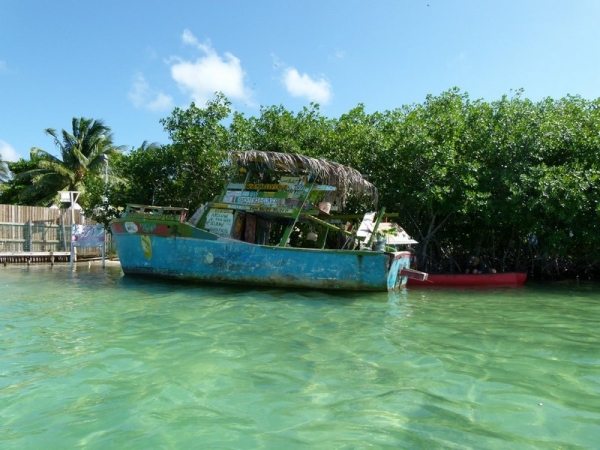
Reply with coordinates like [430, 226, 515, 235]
[0, 251, 72, 265]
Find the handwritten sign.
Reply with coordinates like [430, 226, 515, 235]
[280, 176, 302, 185]
[205, 209, 234, 237]
[72, 225, 106, 247]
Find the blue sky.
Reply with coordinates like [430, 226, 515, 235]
[1, 0, 599, 162]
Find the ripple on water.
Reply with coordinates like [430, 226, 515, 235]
[1, 266, 599, 449]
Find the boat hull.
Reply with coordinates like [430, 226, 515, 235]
[407, 272, 527, 287]
[111, 220, 400, 291]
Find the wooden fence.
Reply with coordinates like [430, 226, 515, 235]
[0, 204, 113, 258]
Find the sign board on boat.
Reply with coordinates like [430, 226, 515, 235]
[357, 212, 376, 242]
[205, 209, 234, 237]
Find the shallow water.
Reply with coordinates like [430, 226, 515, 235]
[1, 264, 599, 449]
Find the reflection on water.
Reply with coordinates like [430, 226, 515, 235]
[1, 265, 599, 449]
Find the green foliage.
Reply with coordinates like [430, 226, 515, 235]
[108, 142, 177, 207]
[5, 118, 123, 206]
[229, 103, 334, 157]
[233, 90, 600, 277]
[5, 91, 600, 278]
[157, 93, 233, 211]
[1, 156, 47, 204]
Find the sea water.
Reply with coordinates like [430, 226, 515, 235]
[1, 264, 599, 449]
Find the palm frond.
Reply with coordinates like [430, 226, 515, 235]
[30, 147, 62, 163]
[0, 153, 9, 182]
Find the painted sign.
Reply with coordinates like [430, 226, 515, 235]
[205, 209, 234, 237]
[245, 183, 286, 191]
[72, 225, 105, 247]
[280, 176, 302, 185]
[125, 212, 181, 221]
[236, 196, 280, 206]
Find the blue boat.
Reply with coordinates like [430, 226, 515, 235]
[110, 151, 426, 291]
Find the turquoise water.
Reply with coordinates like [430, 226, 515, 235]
[1, 265, 599, 449]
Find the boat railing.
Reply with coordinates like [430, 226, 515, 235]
[122, 204, 188, 222]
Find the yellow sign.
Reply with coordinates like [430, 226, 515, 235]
[141, 235, 152, 259]
[245, 183, 287, 191]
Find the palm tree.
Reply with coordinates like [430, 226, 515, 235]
[0, 152, 9, 184]
[19, 118, 124, 205]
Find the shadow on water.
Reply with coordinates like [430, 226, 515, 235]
[114, 271, 387, 306]
[2, 263, 394, 311]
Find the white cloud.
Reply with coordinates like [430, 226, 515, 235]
[0, 140, 21, 162]
[128, 72, 174, 112]
[448, 51, 469, 69]
[330, 49, 346, 60]
[282, 68, 332, 104]
[146, 92, 174, 111]
[169, 29, 253, 106]
[182, 29, 204, 49]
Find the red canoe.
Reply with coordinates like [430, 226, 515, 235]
[406, 272, 527, 287]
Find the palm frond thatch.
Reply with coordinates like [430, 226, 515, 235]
[231, 150, 378, 205]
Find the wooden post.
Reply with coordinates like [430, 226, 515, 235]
[278, 180, 316, 247]
[24, 221, 33, 251]
[366, 207, 386, 247]
[61, 215, 67, 251]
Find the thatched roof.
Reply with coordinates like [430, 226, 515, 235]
[231, 151, 378, 205]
